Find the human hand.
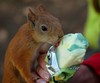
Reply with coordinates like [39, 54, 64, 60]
[68, 65, 100, 83]
[32, 53, 50, 83]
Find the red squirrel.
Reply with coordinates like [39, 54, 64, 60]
[2, 5, 64, 83]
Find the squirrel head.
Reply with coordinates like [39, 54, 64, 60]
[26, 5, 64, 45]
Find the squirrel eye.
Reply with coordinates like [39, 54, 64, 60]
[41, 24, 48, 31]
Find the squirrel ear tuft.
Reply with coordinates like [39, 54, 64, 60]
[37, 4, 46, 13]
[27, 7, 37, 21]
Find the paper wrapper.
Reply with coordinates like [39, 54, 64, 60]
[45, 33, 89, 83]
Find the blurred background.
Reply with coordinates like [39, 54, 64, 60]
[0, 0, 99, 82]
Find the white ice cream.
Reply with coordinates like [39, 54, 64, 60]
[56, 33, 89, 68]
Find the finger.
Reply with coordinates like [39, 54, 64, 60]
[31, 72, 40, 81]
[36, 79, 46, 83]
[38, 53, 47, 60]
[37, 54, 47, 71]
[32, 72, 47, 83]
[36, 65, 50, 81]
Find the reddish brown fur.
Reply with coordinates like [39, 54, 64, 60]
[2, 5, 63, 83]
